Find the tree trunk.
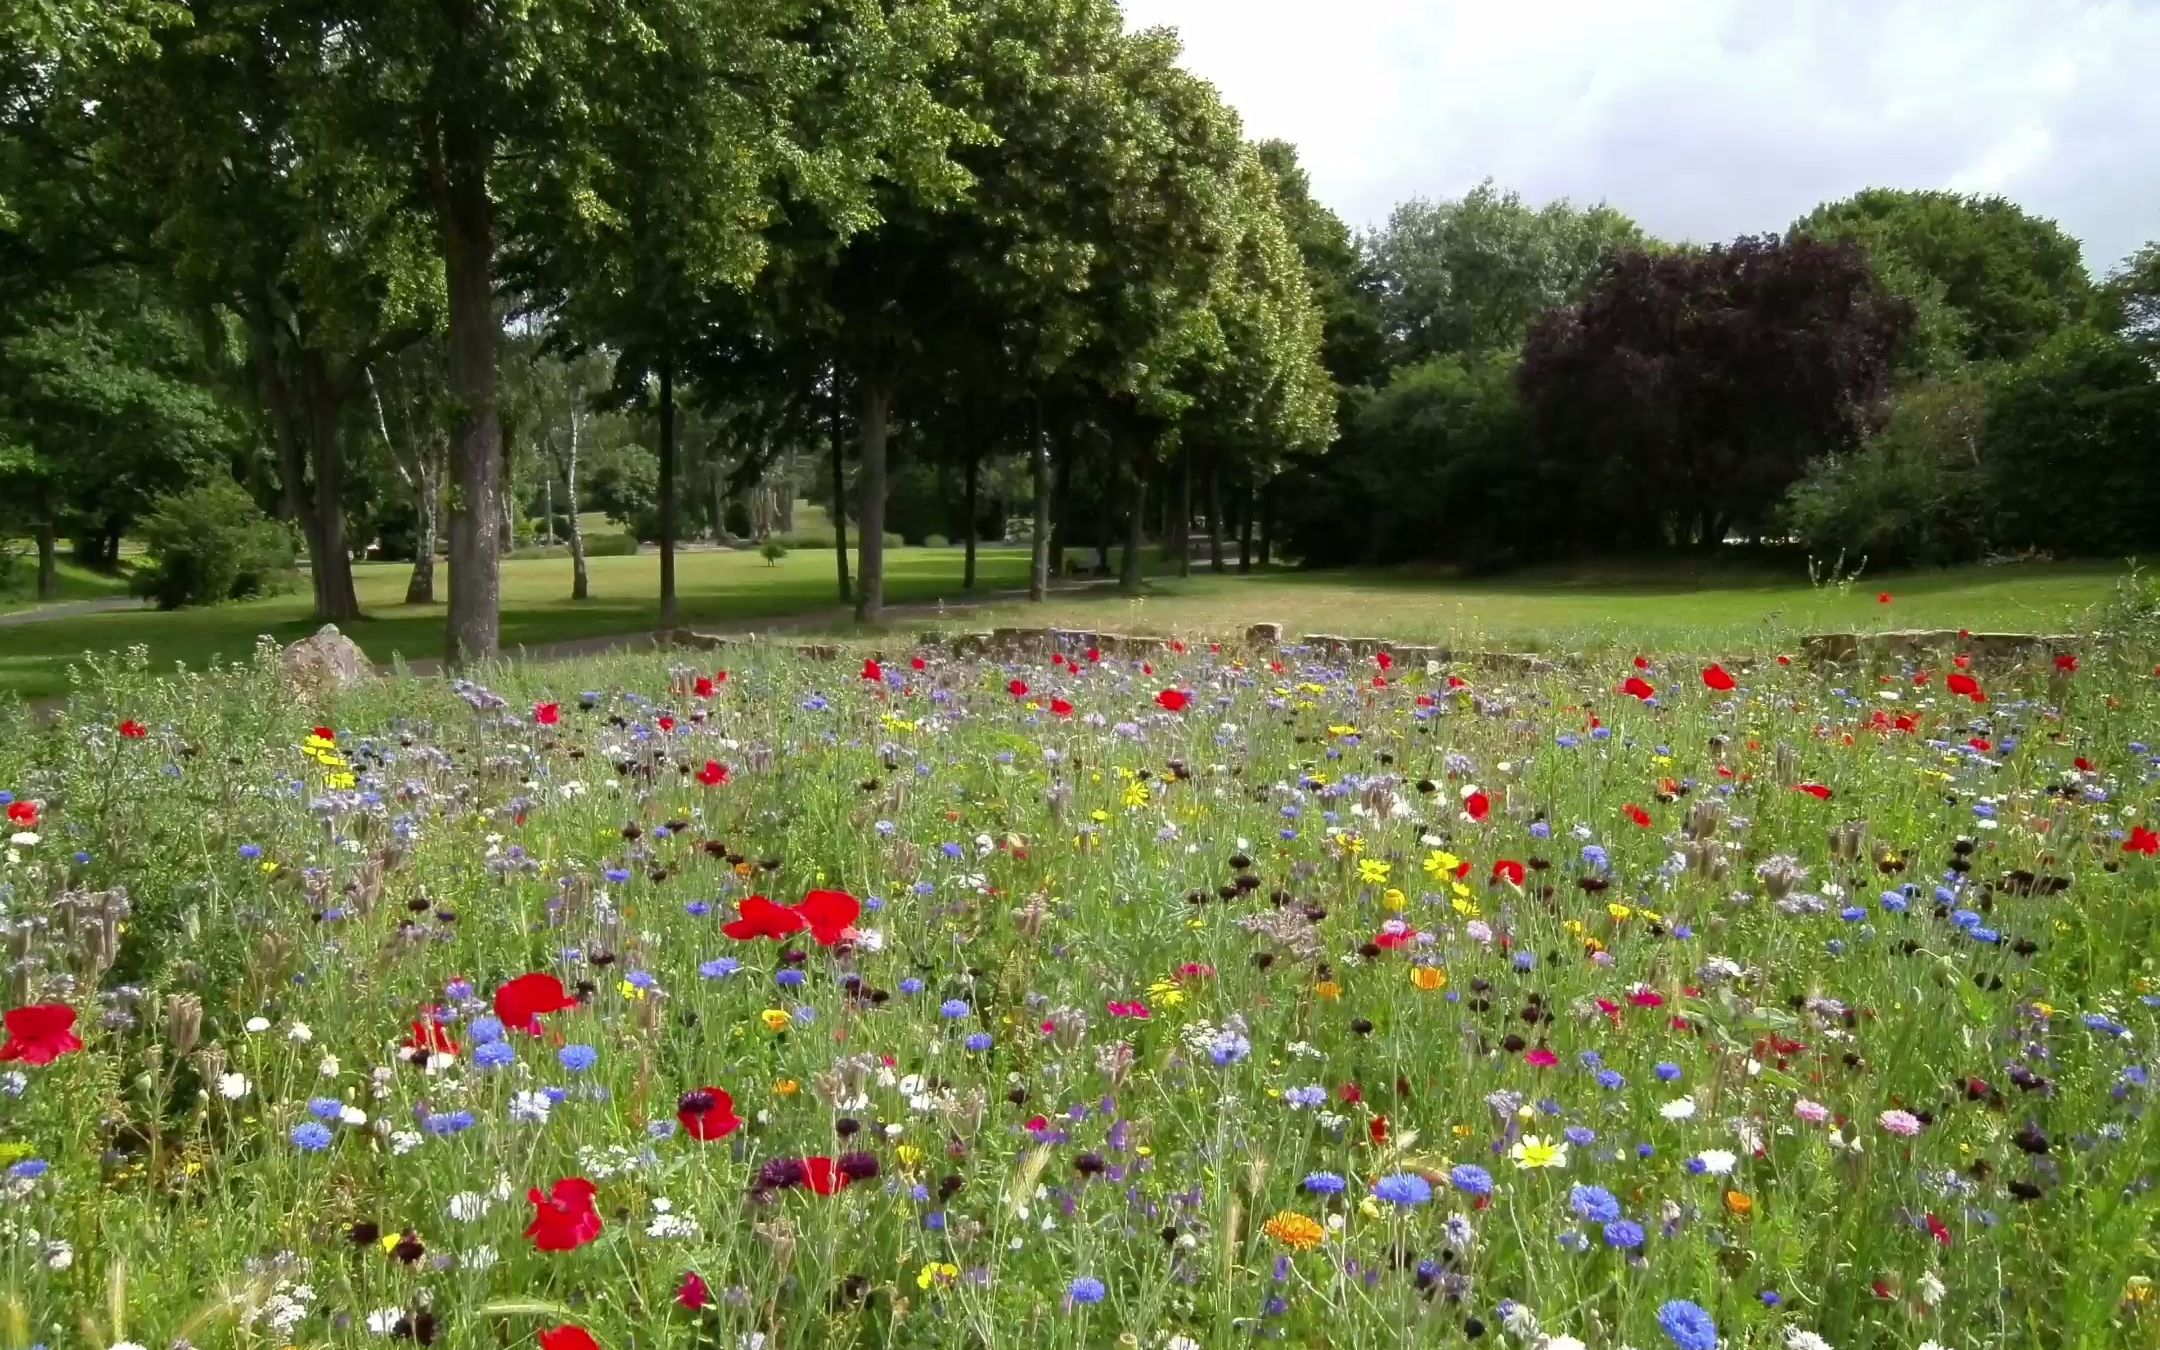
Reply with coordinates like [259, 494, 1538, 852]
[1048, 437, 1071, 579]
[829, 370, 851, 604]
[657, 358, 678, 629]
[1239, 473, 1257, 573]
[541, 478, 553, 543]
[34, 518, 56, 600]
[406, 446, 439, 605]
[1257, 480, 1272, 567]
[854, 377, 893, 621]
[565, 407, 589, 601]
[1120, 461, 1147, 595]
[963, 449, 979, 590]
[1028, 401, 1050, 601]
[301, 354, 362, 622]
[1174, 446, 1193, 578]
[1207, 456, 1226, 573]
[434, 106, 502, 666]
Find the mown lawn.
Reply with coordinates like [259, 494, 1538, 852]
[0, 557, 137, 615]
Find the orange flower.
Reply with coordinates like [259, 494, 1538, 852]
[1724, 1189, 1754, 1218]
[1408, 966, 1447, 992]
[1313, 980, 1342, 1001]
[1262, 1211, 1325, 1250]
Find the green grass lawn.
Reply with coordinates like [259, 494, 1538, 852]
[0, 545, 1031, 700]
[915, 557, 2133, 653]
[0, 557, 136, 614]
[1, 548, 2132, 701]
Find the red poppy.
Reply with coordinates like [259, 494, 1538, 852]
[795, 889, 861, 947]
[1446, 674, 1467, 689]
[1155, 688, 1190, 713]
[1375, 651, 1393, 671]
[1049, 698, 1074, 717]
[1052, 652, 1066, 668]
[1621, 676, 1655, 701]
[677, 1271, 711, 1310]
[1463, 791, 1491, 822]
[406, 1018, 459, 1058]
[713, 670, 727, 683]
[1945, 672, 1986, 703]
[1877, 592, 1892, 604]
[118, 719, 147, 739]
[1373, 926, 1422, 951]
[539, 1327, 599, 1350]
[722, 895, 810, 942]
[2074, 756, 2096, 773]
[5, 801, 35, 828]
[693, 676, 716, 699]
[2124, 826, 2160, 857]
[1491, 859, 1526, 887]
[676, 1087, 742, 1141]
[1367, 1114, 1389, 1145]
[1776, 654, 1791, 666]
[1008, 679, 1029, 698]
[1086, 647, 1101, 663]
[1624, 804, 1652, 828]
[802, 1156, 851, 1195]
[1792, 783, 1833, 800]
[1951, 654, 1970, 669]
[910, 656, 926, 671]
[0, 1004, 82, 1065]
[1925, 1212, 1952, 1247]
[695, 760, 730, 787]
[494, 972, 579, 1036]
[861, 658, 883, 682]
[1968, 737, 1992, 752]
[657, 715, 676, 733]
[526, 1177, 603, 1251]
[1632, 655, 1649, 670]
[1700, 664, 1736, 692]
[1141, 662, 1154, 675]
[2054, 653, 2078, 673]
[534, 702, 560, 725]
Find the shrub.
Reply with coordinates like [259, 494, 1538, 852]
[583, 532, 640, 557]
[130, 480, 296, 609]
[759, 538, 788, 565]
[1983, 327, 2160, 557]
[922, 533, 949, 550]
[1780, 372, 1994, 567]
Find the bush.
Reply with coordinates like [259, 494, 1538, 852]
[130, 480, 297, 609]
[759, 538, 788, 565]
[583, 532, 640, 557]
[1780, 372, 1994, 568]
[1983, 327, 2160, 557]
[922, 533, 949, 550]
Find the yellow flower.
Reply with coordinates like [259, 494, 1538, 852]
[1509, 1135, 1569, 1170]
[1381, 887, 1407, 912]
[617, 979, 646, 1001]
[1422, 850, 1461, 878]
[1122, 782, 1150, 809]
[1326, 724, 1359, 738]
[1451, 896, 1481, 919]
[1409, 966, 1447, 992]
[1313, 980, 1341, 1001]
[1090, 809, 1110, 824]
[773, 1078, 799, 1096]
[325, 773, 356, 791]
[917, 1261, 960, 1289]
[759, 1009, 792, 1033]
[1607, 902, 1634, 922]
[1146, 980, 1186, 1007]
[896, 1144, 925, 1168]
[1262, 1211, 1326, 1250]
[1357, 858, 1391, 886]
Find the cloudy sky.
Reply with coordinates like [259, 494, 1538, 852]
[1117, 0, 2159, 275]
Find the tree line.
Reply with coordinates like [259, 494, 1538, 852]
[1282, 182, 2160, 571]
[0, 0, 1334, 655]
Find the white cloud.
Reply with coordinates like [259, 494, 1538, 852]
[1120, 0, 2160, 273]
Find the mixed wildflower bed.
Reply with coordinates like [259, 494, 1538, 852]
[1, 636, 2156, 1350]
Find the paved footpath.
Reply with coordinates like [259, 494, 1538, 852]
[0, 595, 146, 627]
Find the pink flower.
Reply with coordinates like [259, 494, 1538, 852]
[1793, 1099, 1831, 1124]
[1877, 1108, 1922, 1137]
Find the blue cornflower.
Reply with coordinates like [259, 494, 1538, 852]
[964, 1033, 993, 1052]
[2085, 1013, 2129, 1037]
[1880, 891, 1909, 914]
[7, 1159, 48, 1180]
[604, 867, 632, 884]
[290, 1122, 334, 1152]
[558, 1044, 599, 1072]
[1513, 951, 1537, 971]
[1529, 820, 1552, 838]
[238, 843, 263, 860]
[1656, 1300, 1718, 1350]
[1840, 905, 1867, 922]
[1372, 1173, 1433, 1207]
[1569, 1184, 1620, 1223]
[1564, 1126, 1597, 1146]
[899, 978, 925, 995]
[792, 1006, 816, 1025]
[1282, 1085, 1328, 1109]
[700, 958, 740, 979]
[423, 1110, 475, 1136]
[307, 1097, 345, 1121]
[924, 1210, 947, 1231]
[474, 1041, 515, 1070]
[1654, 1062, 1682, 1082]
[1596, 1069, 1627, 1090]
[1759, 1290, 1782, 1307]
[467, 1015, 506, 1044]
[1302, 1171, 1347, 1195]
[776, 969, 806, 988]
[1448, 1164, 1493, 1197]
[940, 998, 971, 1019]
[941, 842, 965, 859]
[625, 970, 657, 990]
[1604, 1218, 1646, 1249]
[1068, 1276, 1107, 1305]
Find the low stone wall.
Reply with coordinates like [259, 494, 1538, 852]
[665, 622, 2081, 673]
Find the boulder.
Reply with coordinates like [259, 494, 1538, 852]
[280, 624, 375, 699]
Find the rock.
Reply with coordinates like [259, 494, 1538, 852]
[280, 624, 375, 699]
[669, 629, 745, 651]
[1243, 622, 1283, 647]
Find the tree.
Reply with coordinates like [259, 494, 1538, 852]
[1371, 181, 1645, 364]
[1982, 327, 2160, 558]
[1795, 188, 2095, 366]
[2105, 241, 2160, 355]
[1518, 235, 1911, 550]
[1253, 139, 1386, 392]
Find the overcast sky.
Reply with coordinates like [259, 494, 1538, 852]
[1117, 0, 2159, 275]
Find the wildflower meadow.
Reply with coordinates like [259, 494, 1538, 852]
[1, 629, 2156, 1350]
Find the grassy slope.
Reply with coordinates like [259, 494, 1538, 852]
[0, 550, 2129, 700]
[0, 558, 136, 614]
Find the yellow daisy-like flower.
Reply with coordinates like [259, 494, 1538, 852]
[1122, 782, 1150, 809]
[1090, 809, 1110, 824]
[1607, 902, 1634, 921]
[917, 1261, 960, 1290]
[1451, 896, 1481, 919]
[325, 773, 356, 791]
[896, 1144, 925, 1168]
[1409, 966, 1447, 992]
[1313, 980, 1342, 1001]
[617, 979, 647, 1001]
[773, 1078, 799, 1096]
[759, 1009, 792, 1033]
[1326, 724, 1359, 738]
[1422, 850, 1461, 878]
[1356, 858, 1391, 886]
[1262, 1211, 1326, 1250]
[1509, 1135, 1569, 1170]
[1381, 887, 1407, 912]
[1146, 980, 1185, 1007]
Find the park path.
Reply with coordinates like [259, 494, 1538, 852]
[0, 595, 146, 627]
